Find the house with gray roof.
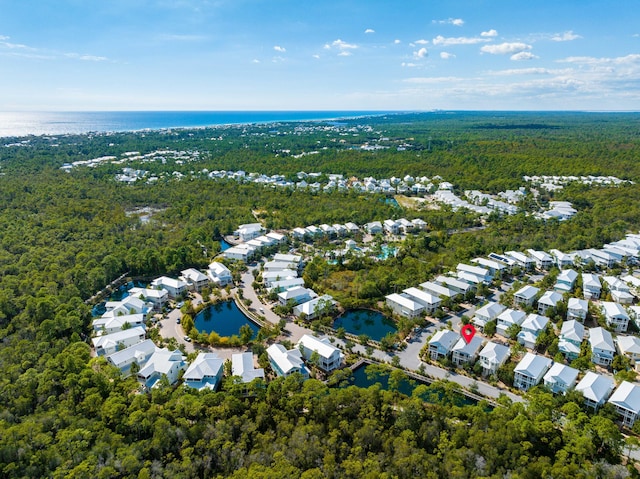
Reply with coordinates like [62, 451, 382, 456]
[589, 327, 616, 367]
[478, 342, 510, 376]
[183, 353, 224, 391]
[608, 381, 640, 427]
[543, 363, 579, 394]
[428, 330, 458, 361]
[558, 320, 585, 361]
[575, 372, 615, 410]
[513, 353, 552, 391]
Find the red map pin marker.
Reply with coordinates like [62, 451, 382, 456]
[461, 324, 476, 344]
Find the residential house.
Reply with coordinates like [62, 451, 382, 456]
[411, 218, 427, 230]
[526, 249, 554, 270]
[513, 353, 553, 391]
[488, 252, 517, 272]
[267, 277, 306, 294]
[266, 232, 287, 244]
[517, 314, 549, 349]
[550, 249, 575, 269]
[456, 263, 492, 284]
[273, 253, 303, 270]
[106, 339, 157, 376]
[558, 320, 585, 361]
[471, 257, 507, 277]
[603, 276, 635, 304]
[496, 309, 526, 337]
[575, 372, 615, 410]
[403, 287, 441, 315]
[180, 268, 210, 292]
[183, 353, 224, 391]
[292, 227, 308, 240]
[232, 352, 265, 383]
[105, 296, 147, 316]
[567, 297, 589, 322]
[504, 251, 535, 270]
[235, 223, 264, 242]
[344, 222, 360, 234]
[151, 276, 188, 299]
[538, 291, 563, 316]
[554, 269, 578, 293]
[589, 327, 616, 367]
[92, 327, 146, 356]
[278, 286, 315, 306]
[137, 347, 186, 389]
[266, 343, 309, 378]
[608, 381, 640, 427]
[473, 302, 507, 330]
[223, 244, 256, 262]
[128, 287, 168, 310]
[385, 293, 425, 319]
[293, 295, 336, 320]
[616, 336, 640, 363]
[365, 221, 383, 235]
[383, 219, 400, 235]
[582, 273, 602, 300]
[543, 363, 579, 394]
[601, 301, 630, 332]
[435, 275, 474, 295]
[451, 335, 485, 367]
[513, 285, 540, 309]
[428, 330, 459, 361]
[93, 313, 146, 335]
[264, 260, 299, 272]
[262, 269, 298, 287]
[296, 334, 344, 372]
[478, 342, 511, 376]
[419, 281, 458, 300]
[208, 261, 233, 286]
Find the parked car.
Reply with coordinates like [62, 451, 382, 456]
[184, 336, 191, 342]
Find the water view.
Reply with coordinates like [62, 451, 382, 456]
[219, 239, 232, 252]
[333, 309, 397, 342]
[194, 300, 260, 338]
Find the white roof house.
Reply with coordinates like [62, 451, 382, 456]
[273, 253, 302, 266]
[296, 334, 344, 372]
[513, 285, 540, 308]
[601, 301, 630, 332]
[419, 281, 457, 299]
[180, 268, 210, 292]
[514, 353, 553, 391]
[403, 287, 441, 314]
[589, 327, 616, 366]
[266, 231, 287, 243]
[471, 257, 506, 276]
[550, 249, 575, 269]
[267, 343, 309, 378]
[526, 249, 554, 269]
[293, 295, 335, 320]
[616, 335, 640, 362]
[518, 314, 549, 349]
[232, 352, 265, 383]
[151, 276, 188, 298]
[105, 296, 147, 315]
[428, 330, 459, 361]
[223, 244, 256, 262]
[106, 339, 158, 376]
[128, 287, 169, 309]
[435, 275, 473, 294]
[558, 320, 585, 360]
[235, 223, 264, 242]
[608, 381, 640, 427]
[473, 302, 507, 330]
[537, 291, 563, 316]
[385, 293, 425, 319]
[582, 273, 602, 300]
[496, 309, 527, 337]
[267, 277, 306, 293]
[554, 269, 578, 293]
[365, 221, 383, 234]
[543, 363, 579, 394]
[567, 297, 589, 322]
[262, 269, 298, 286]
[575, 372, 615, 410]
[478, 342, 511, 375]
[278, 286, 315, 306]
[92, 327, 146, 357]
[208, 261, 232, 286]
[456, 263, 492, 284]
[93, 313, 146, 335]
[504, 251, 535, 269]
[451, 335, 485, 366]
[137, 348, 186, 389]
[183, 353, 224, 391]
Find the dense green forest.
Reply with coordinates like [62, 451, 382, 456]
[2, 112, 640, 477]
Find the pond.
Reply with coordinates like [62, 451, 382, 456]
[194, 300, 260, 338]
[333, 309, 397, 342]
[343, 362, 478, 407]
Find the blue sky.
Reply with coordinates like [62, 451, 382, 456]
[1, 0, 639, 111]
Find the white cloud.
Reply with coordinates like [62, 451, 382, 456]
[481, 42, 532, 55]
[414, 39, 429, 45]
[394, 39, 401, 44]
[510, 52, 538, 61]
[312, 54, 320, 59]
[252, 59, 260, 63]
[404, 76, 467, 84]
[401, 62, 418, 68]
[559, 54, 640, 66]
[551, 30, 581, 42]
[365, 28, 375, 34]
[440, 52, 455, 60]
[338, 51, 352, 57]
[481, 29, 498, 38]
[0, 35, 8, 41]
[158, 34, 208, 42]
[433, 35, 489, 46]
[414, 47, 428, 59]
[490, 67, 562, 76]
[325, 39, 358, 51]
[433, 18, 464, 26]
[273, 45, 286, 52]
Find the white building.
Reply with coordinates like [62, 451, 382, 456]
[517, 314, 549, 350]
[473, 302, 506, 330]
[496, 309, 526, 337]
[513, 353, 552, 391]
[537, 291, 563, 316]
[208, 261, 233, 286]
[589, 327, 616, 367]
[601, 301, 630, 332]
[543, 363, 579, 394]
[267, 343, 309, 378]
[478, 342, 511, 376]
[402, 287, 441, 314]
[151, 276, 188, 299]
[567, 297, 589, 322]
[106, 339, 158, 376]
[183, 353, 224, 391]
[575, 372, 615, 410]
[608, 381, 640, 427]
[92, 327, 146, 357]
[181, 268, 210, 292]
[296, 334, 344, 372]
[582, 273, 602, 300]
[293, 295, 335, 320]
[385, 293, 425, 319]
[137, 347, 186, 389]
[232, 352, 265, 383]
[428, 330, 458, 361]
[451, 335, 484, 367]
[558, 320, 585, 361]
[513, 285, 540, 308]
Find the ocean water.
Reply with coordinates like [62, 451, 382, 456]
[0, 110, 388, 138]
